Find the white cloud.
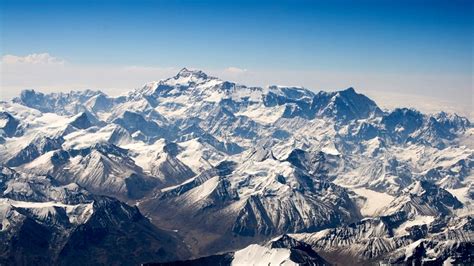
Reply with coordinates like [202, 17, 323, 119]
[1, 53, 65, 65]
[223, 66, 247, 74]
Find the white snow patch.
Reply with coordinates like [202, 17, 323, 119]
[447, 187, 470, 205]
[62, 125, 119, 149]
[351, 188, 394, 217]
[176, 139, 222, 173]
[0, 118, 8, 128]
[181, 176, 220, 204]
[21, 151, 56, 172]
[123, 139, 166, 171]
[321, 146, 340, 156]
[0, 198, 94, 224]
[235, 105, 285, 125]
[232, 244, 296, 266]
[394, 216, 435, 236]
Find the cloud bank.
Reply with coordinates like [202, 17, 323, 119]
[2, 53, 65, 65]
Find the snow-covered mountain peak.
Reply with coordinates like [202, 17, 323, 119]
[164, 67, 218, 86]
[12, 89, 105, 116]
[432, 111, 471, 130]
[0, 198, 95, 226]
[246, 146, 276, 162]
[406, 180, 428, 196]
[378, 180, 464, 217]
[298, 86, 385, 121]
[176, 67, 211, 79]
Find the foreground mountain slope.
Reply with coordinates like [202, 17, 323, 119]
[293, 212, 473, 265]
[151, 235, 328, 266]
[0, 167, 190, 265]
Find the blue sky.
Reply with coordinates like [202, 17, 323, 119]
[0, 0, 472, 116]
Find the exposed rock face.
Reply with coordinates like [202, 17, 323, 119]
[294, 214, 473, 265]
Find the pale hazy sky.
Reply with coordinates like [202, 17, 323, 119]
[1, 0, 472, 118]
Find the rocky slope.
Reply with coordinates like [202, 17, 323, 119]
[0, 166, 190, 265]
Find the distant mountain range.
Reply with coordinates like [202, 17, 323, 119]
[1, 68, 472, 265]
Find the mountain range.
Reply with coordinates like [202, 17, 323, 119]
[0, 68, 472, 265]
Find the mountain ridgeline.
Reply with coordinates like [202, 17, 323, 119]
[0, 68, 472, 265]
